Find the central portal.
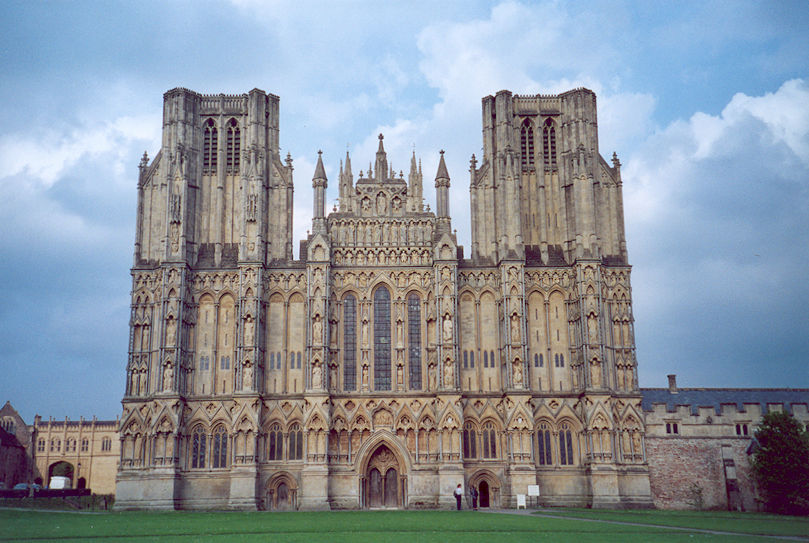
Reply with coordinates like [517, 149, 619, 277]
[364, 444, 403, 508]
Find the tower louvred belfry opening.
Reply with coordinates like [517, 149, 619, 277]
[116, 87, 652, 510]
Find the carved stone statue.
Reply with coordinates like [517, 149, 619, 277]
[442, 314, 453, 342]
[512, 361, 523, 385]
[243, 363, 253, 389]
[510, 314, 520, 342]
[397, 364, 404, 385]
[166, 317, 177, 346]
[362, 364, 369, 386]
[428, 364, 437, 391]
[443, 359, 454, 387]
[361, 319, 369, 348]
[396, 320, 404, 348]
[163, 363, 173, 391]
[312, 315, 323, 345]
[329, 364, 338, 389]
[312, 363, 323, 388]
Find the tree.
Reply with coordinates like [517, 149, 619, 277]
[751, 411, 809, 515]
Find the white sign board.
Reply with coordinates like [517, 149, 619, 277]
[527, 485, 540, 497]
[516, 494, 527, 509]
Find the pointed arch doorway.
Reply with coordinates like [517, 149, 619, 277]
[362, 443, 406, 508]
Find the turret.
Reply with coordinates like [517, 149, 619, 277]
[435, 150, 450, 231]
[407, 151, 423, 212]
[374, 134, 388, 182]
[312, 150, 327, 233]
[339, 150, 353, 212]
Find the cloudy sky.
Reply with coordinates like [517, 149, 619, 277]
[1, 1, 807, 422]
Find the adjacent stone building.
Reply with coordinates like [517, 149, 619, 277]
[0, 401, 119, 493]
[115, 86, 654, 510]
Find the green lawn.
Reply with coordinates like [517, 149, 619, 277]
[0, 509, 806, 543]
[535, 508, 809, 538]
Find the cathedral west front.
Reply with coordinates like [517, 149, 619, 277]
[115, 87, 654, 510]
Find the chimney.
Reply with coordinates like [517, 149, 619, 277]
[667, 374, 678, 394]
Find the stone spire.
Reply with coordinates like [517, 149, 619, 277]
[435, 150, 450, 220]
[408, 150, 423, 212]
[312, 151, 327, 231]
[375, 133, 388, 182]
[339, 150, 354, 211]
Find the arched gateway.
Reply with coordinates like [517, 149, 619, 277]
[361, 443, 406, 508]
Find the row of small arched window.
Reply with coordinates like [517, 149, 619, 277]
[36, 437, 111, 453]
[187, 423, 305, 469]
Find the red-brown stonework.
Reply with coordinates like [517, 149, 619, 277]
[646, 437, 756, 511]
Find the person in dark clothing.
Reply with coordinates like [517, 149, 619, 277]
[454, 483, 463, 510]
[470, 485, 478, 510]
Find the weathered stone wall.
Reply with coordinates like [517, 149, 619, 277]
[646, 437, 756, 511]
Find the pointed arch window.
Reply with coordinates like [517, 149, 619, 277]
[288, 424, 303, 460]
[536, 422, 553, 465]
[463, 422, 478, 459]
[268, 423, 283, 460]
[482, 422, 497, 458]
[203, 119, 218, 174]
[520, 119, 535, 169]
[191, 426, 207, 468]
[226, 118, 240, 173]
[212, 426, 228, 468]
[407, 293, 422, 390]
[343, 295, 357, 391]
[543, 119, 557, 172]
[373, 286, 391, 391]
[559, 422, 574, 465]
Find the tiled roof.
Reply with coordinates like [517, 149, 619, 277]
[640, 388, 809, 416]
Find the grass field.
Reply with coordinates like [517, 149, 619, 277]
[1, 509, 807, 543]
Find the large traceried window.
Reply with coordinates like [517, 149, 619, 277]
[482, 422, 497, 458]
[212, 426, 228, 468]
[226, 118, 240, 174]
[520, 119, 535, 168]
[191, 426, 207, 468]
[407, 293, 422, 390]
[463, 422, 478, 459]
[536, 422, 553, 465]
[343, 295, 357, 391]
[559, 422, 574, 465]
[267, 423, 283, 461]
[543, 119, 557, 171]
[288, 424, 303, 460]
[373, 286, 391, 391]
[203, 119, 218, 174]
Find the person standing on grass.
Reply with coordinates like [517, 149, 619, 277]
[470, 485, 478, 510]
[454, 483, 463, 510]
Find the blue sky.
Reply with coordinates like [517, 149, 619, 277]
[1, 0, 807, 422]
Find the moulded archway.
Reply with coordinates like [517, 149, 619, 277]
[358, 437, 409, 509]
[468, 470, 500, 509]
[264, 472, 298, 511]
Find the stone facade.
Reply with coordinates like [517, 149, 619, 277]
[642, 377, 809, 511]
[0, 401, 119, 493]
[115, 86, 652, 510]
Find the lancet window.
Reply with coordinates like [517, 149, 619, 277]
[559, 422, 574, 465]
[463, 422, 478, 459]
[543, 119, 557, 171]
[212, 426, 228, 468]
[482, 422, 497, 458]
[407, 294, 422, 390]
[203, 119, 218, 174]
[267, 423, 283, 460]
[191, 426, 206, 468]
[536, 422, 553, 465]
[520, 119, 535, 168]
[344, 295, 357, 391]
[374, 286, 391, 391]
[226, 118, 240, 173]
[288, 424, 303, 460]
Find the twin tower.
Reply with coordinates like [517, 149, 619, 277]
[117, 87, 650, 510]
